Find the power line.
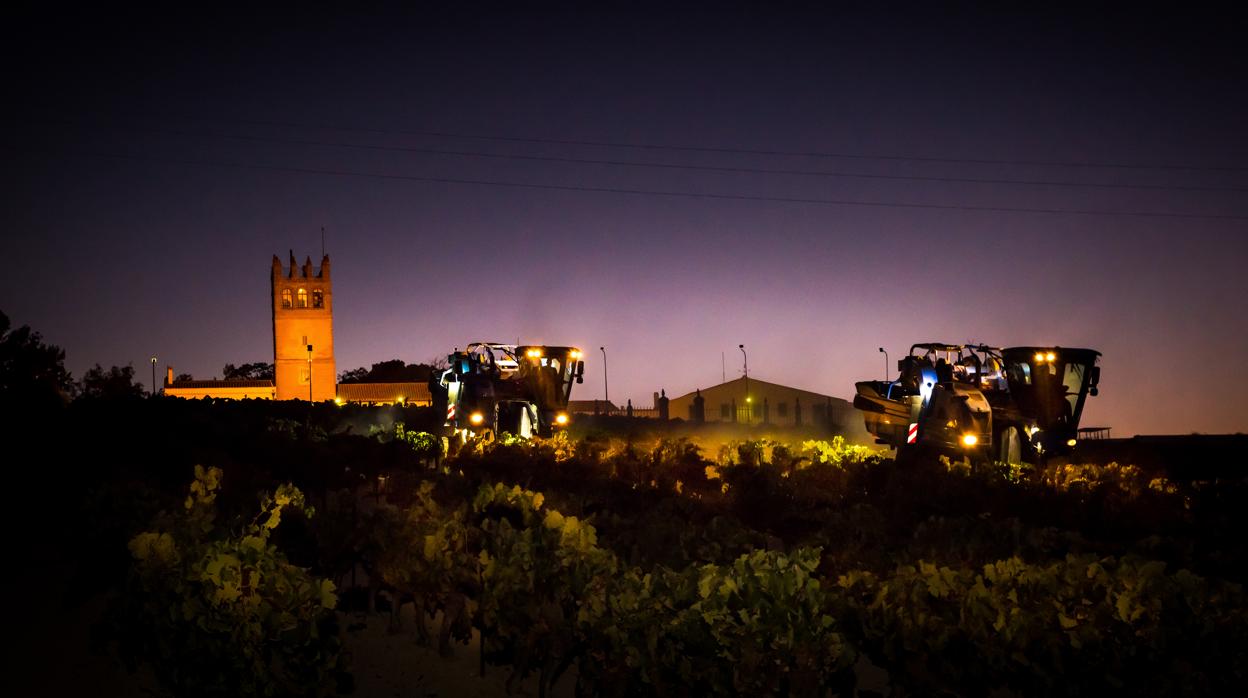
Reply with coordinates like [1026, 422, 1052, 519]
[69, 150, 1248, 221]
[46, 121, 1247, 193]
[217, 117, 1248, 174]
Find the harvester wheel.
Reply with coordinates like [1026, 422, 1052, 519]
[998, 426, 1022, 465]
[893, 443, 918, 467]
[895, 442, 938, 468]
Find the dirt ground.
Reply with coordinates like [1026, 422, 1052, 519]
[344, 605, 888, 698]
[344, 605, 576, 698]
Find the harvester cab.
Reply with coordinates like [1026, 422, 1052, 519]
[433, 343, 585, 440]
[855, 342, 1100, 463]
[998, 347, 1101, 456]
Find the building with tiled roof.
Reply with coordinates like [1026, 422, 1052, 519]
[336, 382, 432, 406]
[162, 368, 276, 400]
[163, 251, 335, 402]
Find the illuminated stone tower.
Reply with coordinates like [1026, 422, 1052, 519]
[271, 252, 336, 401]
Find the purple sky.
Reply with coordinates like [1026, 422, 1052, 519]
[4, 6, 1246, 435]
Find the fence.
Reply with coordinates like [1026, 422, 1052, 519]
[1078, 427, 1112, 440]
[601, 405, 661, 419]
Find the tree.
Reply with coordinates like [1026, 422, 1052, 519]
[0, 310, 75, 407]
[174, 372, 194, 382]
[337, 359, 435, 384]
[363, 359, 416, 382]
[222, 362, 275, 380]
[338, 366, 369, 383]
[426, 354, 449, 372]
[79, 363, 146, 400]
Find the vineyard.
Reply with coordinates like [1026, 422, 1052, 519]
[28, 399, 1248, 696]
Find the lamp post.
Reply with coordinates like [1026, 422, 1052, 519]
[307, 344, 313, 402]
[600, 346, 608, 405]
[739, 344, 749, 423]
[150, 356, 157, 397]
[879, 347, 889, 381]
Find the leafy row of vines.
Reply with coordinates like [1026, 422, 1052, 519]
[106, 425, 1248, 696]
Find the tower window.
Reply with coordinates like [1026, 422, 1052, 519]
[281, 289, 292, 308]
[296, 288, 308, 308]
[312, 289, 324, 308]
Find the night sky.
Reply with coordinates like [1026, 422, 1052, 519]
[4, 5, 1245, 435]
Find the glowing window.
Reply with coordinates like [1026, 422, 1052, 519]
[281, 289, 292, 308]
[312, 289, 324, 308]
[296, 288, 308, 308]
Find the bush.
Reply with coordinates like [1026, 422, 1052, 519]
[115, 466, 350, 697]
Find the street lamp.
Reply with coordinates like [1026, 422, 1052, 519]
[307, 344, 313, 402]
[878, 347, 889, 381]
[739, 344, 749, 423]
[600, 346, 608, 404]
[151, 356, 158, 397]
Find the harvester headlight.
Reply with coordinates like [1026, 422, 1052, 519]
[469, 412, 485, 426]
[1066, 438, 1077, 447]
[554, 412, 569, 426]
[525, 348, 542, 359]
[569, 349, 582, 359]
[961, 434, 979, 447]
[1046, 352, 1056, 362]
[334, 397, 344, 406]
[1035, 352, 1046, 363]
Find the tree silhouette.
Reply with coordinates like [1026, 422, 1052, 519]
[337, 366, 369, 383]
[222, 362, 275, 380]
[337, 359, 435, 383]
[0, 310, 75, 408]
[79, 364, 145, 400]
